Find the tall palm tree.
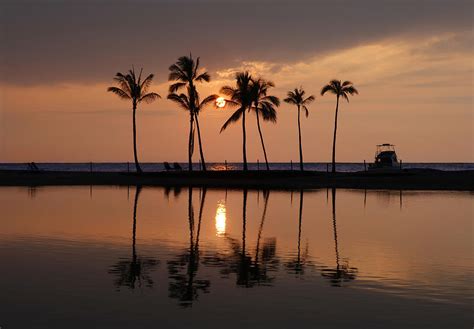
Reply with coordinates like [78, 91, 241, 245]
[284, 88, 315, 171]
[220, 72, 253, 171]
[107, 68, 160, 173]
[321, 80, 358, 173]
[168, 55, 211, 171]
[250, 79, 279, 170]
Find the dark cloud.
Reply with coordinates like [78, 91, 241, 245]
[0, 0, 472, 85]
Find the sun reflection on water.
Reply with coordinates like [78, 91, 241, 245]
[215, 201, 226, 236]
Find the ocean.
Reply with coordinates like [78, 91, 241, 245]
[0, 162, 472, 172]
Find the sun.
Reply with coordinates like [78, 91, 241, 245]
[216, 97, 226, 108]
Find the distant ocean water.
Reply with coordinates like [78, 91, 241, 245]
[0, 162, 473, 172]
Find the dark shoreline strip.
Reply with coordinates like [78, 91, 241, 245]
[0, 169, 473, 191]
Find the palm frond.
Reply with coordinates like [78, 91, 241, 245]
[139, 92, 161, 104]
[168, 93, 191, 111]
[303, 106, 309, 117]
[140, 74, 154, 93]
[263, 95, 280, 106]
[321, 84, 337, 96]
[195, 72, 210, 83]
[200, 94, 218, 108]
[220, 107, 244, 133]
[303, 95, 315, 104]
[169, 82, 187, 93]
[342, 85, 358, 95]
[340, 92, 350, 103]
[107, 87, 131, 100]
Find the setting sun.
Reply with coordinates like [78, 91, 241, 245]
[216, 97, 226, 108]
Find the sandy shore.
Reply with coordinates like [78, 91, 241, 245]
[0, 169, 473, 190]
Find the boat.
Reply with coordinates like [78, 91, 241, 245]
[368, 144, 400, 171]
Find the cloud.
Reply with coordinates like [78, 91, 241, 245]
[0, 0, 472, 85]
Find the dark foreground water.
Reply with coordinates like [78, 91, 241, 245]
[1, 162, 473, 172]
[0, 187, 472, 328]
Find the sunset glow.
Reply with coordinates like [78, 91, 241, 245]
[216, 97, 226, 108]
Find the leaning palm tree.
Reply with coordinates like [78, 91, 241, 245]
[168, 55, 211, 171]
[250, 79, 279, 170]
[321, 80, 358, 173]
[284, 88, 315, 171]
[220, 72, 253, 171]
[107, 68, 160, 173]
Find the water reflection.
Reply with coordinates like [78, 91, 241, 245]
[167, 187, 210, 307]
[321, 188, 358, 287]
[215, 200, 227, 236]
[108, 186, 159, 290]
[285, 190, 311, 276]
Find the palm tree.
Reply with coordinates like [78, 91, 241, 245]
[284, 88, 315, 171]
[107, 68, 160, 173]
[250, 79, 279, 170]
[107, 67, 161, 173]
[220, 72, 253, 171]
[168, 89, 218, 169]
[168, 55, 211, 171]
[321, 80, 358, 173]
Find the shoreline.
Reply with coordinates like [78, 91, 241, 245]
[0, 169, 473, 191]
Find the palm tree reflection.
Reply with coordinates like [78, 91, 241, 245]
[108, 186, 159, 291]
[285, 190, 311, 276]
[167, 187, 210, 307]
[321, 188, 357, 287]
[207, 190, 278, 288]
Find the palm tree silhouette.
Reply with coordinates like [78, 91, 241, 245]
[284, 88, 315, 171]
[250, 79, 280, 170]
[321, 188, 358, 287]
[220, 72, 253, 171]
[108, 186, 159, 290]
[167, 187, 210, 307]
[321, 80, 358, 173]
[168, 55, 212, 171]
[107, 68, 160, 173]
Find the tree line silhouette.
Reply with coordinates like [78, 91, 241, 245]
[108, 55, 358, 174]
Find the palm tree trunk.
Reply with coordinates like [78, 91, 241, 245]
[194, 114, 207, 171]
[188, 114, 194, 171]
[132, 104, 142, 173]
[297, 105, 303, 171]
[256, 109, 270, 170]
[242, 189, 248, 254]
[331, 96, 340, 173]
[242, 108, 248, 171]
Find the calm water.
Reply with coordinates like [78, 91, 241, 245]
[0, 187, 472, 328]
[1, 162, 473, 172]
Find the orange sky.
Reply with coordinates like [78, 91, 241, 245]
[0, 1, 472, 162]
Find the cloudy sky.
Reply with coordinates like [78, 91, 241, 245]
[1, 0, 472, 162]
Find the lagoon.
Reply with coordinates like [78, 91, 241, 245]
[0, 187, 472, 328]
